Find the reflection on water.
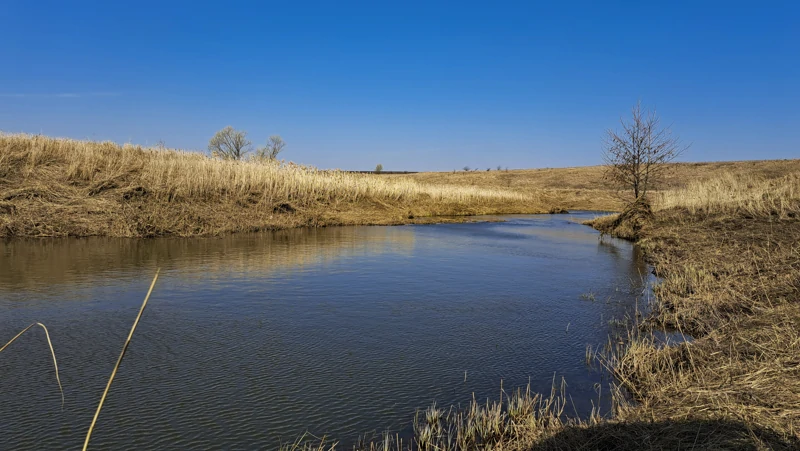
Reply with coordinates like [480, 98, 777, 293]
[0, 227, 416, 294]
[0, 213, 650, 449]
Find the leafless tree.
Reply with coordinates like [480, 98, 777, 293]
[603, 102, 689, 201]
[375, 163, 383, 173]
[255, 135, 286, 161]
[208, 126, 252, 160]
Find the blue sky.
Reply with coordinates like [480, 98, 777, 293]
[1, 1, 797, 171]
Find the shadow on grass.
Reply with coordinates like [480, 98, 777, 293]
[531, 418, 799, 451]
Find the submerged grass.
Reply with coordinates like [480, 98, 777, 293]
[284, 380, 582, 451]
[406, 381, 574, 451]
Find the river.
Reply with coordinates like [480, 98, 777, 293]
[0, 212, 650, 449]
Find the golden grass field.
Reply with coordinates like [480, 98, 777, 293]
[0, 133, 547, 237]
[2, 132, 799, 237]
[389, 159, 800, 213]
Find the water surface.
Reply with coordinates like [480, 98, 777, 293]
[0, 212, 649, 449]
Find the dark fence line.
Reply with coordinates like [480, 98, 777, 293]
[346, 171, 419, 174]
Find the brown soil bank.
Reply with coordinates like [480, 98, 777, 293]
[0, 134, 548, 238]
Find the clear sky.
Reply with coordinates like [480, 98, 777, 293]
[1, 1, 797, 171]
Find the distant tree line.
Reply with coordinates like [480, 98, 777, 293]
[461, 166, 509, 172]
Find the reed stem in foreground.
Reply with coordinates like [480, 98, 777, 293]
[82, 269, 160, 451]
[0, 322, 64, 407]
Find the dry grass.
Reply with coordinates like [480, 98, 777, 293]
[0, 133, 543, 237]
[1, 134, 530, 205]
[390, 160, 800, 213]
[5, 133, 798, 238]
[584, 171, 800, 448]
[2, 271, 161, 450]
[658, 172, 800, 218]
[388, 168, 623, 212]
[283, 381, 581, 451]
[589, 171, 800, 238]
[399, 160, 800, 193]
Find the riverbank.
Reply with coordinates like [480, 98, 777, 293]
[581, 172, 800, 449]
[6, 133, 799, 238]
[0, 134, 550, 237]
[293, 172, 800, 450]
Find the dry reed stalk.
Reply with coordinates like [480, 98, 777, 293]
[0, 322, 64, 407]
[279, 432, 338, 451]
[0, 133, 528, 206]
[656, 171, 800, 217]
[82, 269, 160, 451]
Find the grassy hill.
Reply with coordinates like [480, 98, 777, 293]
[0, 134, 545, 237]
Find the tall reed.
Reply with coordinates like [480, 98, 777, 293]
[0, 322, 64, 407]
[1, 133, 529, 206]
[82, 269, 160, 451]
[656, 171, 800, 217]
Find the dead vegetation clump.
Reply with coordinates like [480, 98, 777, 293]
[583, 199, 653, 240]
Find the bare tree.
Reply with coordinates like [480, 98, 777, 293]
[208, 126, 252, 160]
[255, 135, 286, 161]
[375, 163, 383, 173]
[603, 102, 689, 202]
